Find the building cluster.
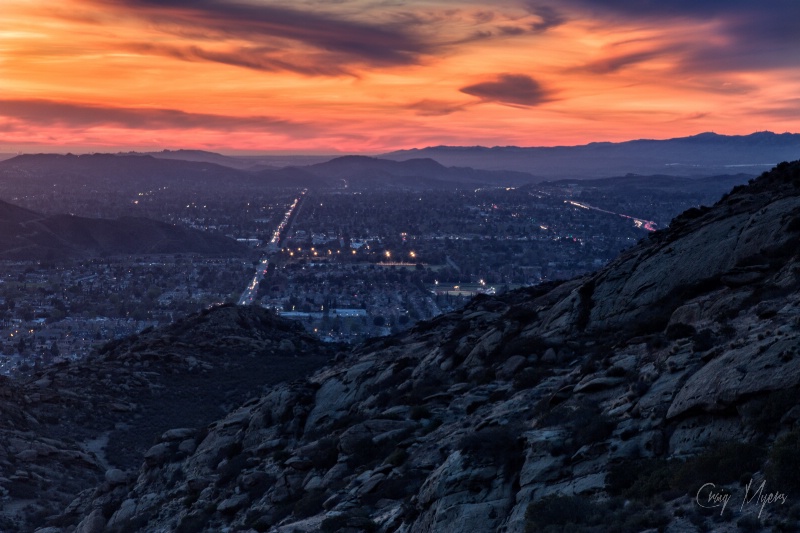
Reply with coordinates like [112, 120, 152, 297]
[0, 256, 250, 376]
[0, 174, 716, 360]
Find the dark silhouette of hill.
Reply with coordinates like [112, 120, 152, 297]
[536, 172, 754, 194]
[0, 198, 40, 223]
[0, 152, 539, 192]
[134, 149, 262, 170]
[139, 150, 339, 171]
[296, 155, 539, 188]
[383, 131, 800, 178]
[0, 153, 261, 195]
[6, 146, 775, 193]
[0, 198, 246, 259]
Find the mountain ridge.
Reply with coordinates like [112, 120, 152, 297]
[382, 131, 800, 178]
[0, 152, 541, 191]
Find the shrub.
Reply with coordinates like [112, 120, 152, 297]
[767, 428, 800, 495]
[361, 477, 411, 505]
[465, 400, 486, 415]
[525, 495, 669, 533]
[494, 335, 548, 360]
[321, 513, 378, 532]
[665, 322, 697, 340]
[346, 427, 412, 470]
[176, 511, 211, 533]
[737, 515, 761, 532]
[573, 412, 615, 448]
[374, 391, 392, 408]
[743, 388, 799, 434]
[539, 403, 615, 453]
[409, 405, 431, 420]
[216, 453, 248, 487]
[525, 494, 596, 530]
[692, 328, 715, 352]
[607, 441, 764, 501]
[272, 449, 291, 464]
[385, 447, 408, 467]
[293, 489, 327, 519]
[308, 437, 339, 470]
[422, 417, 443, 435]
[320, 515, 348, 532]
[576, 279, 595, 330]
[404, 374, 445, 405]
[459, 426, 523, 477]
[513, 367, 549, 391]
[605, 365, 627, 378]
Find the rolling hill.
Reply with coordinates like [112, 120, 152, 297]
[0, 198, 246, 259]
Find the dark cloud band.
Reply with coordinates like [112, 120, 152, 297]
[460, 74, 549, 107]
[95, 0, 430, 69]
[0, 99, 311, 134]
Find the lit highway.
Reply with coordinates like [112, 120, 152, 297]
[238, 190, 306, 305]
[566, 200, 657, 232]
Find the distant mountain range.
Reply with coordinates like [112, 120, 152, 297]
[0, 153, 260, 194]
[132, 149, 268, 170]
[0, 153, 541, 191]
[3, 132, 798, 191]
[382, 131, 800, 178]
[0, 198, 246, 259]
[134, 149, 335, 171]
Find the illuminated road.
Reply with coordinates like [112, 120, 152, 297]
[238, 190, 306, 305]
[565, 200, 657, 232]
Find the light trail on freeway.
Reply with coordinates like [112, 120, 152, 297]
[566, 200, 657, 231]
[238, 189, 306, 305]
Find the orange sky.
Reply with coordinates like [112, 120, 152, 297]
[1, 0, 799, 153]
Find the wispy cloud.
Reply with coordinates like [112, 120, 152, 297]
[0, 99, 312, 134]
[526, 4, 566, 33]
[124, 42, 354, 76]
[576, 49, 668, 74]
[406, 99, 471, 116]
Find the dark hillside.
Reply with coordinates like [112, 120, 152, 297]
[0, 199, 246, 259]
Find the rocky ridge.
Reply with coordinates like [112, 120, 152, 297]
[0, 305, 335, 531]
[8, 162, 800, 532]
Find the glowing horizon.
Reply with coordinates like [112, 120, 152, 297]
[2, 0, 799, 154]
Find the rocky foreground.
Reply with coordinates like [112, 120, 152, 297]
[4, 162, 800, 532]
[0, 306, 335, 531]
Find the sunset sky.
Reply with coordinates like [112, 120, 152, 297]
[2, 0, 799, 154]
